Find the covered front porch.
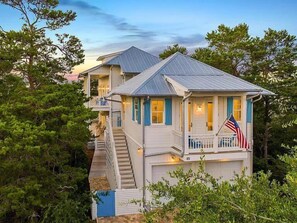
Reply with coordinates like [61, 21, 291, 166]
[171, 94, 250, 154]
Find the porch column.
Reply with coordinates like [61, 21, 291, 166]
[213, 96, 219, 152]
[87, 74, 91, 107]
[183, 97, 189, 155]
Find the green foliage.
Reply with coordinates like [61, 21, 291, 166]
[145, 165, 297, 223]
[0, 0, 84, 89]
[192, 23, 251, 76]
[159, 44, 188, 59]
[0, 78, 95, 222]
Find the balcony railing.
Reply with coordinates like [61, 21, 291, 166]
[172, 131, 240, 153]
[89, 96, 109, 108]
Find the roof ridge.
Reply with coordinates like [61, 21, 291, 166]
[132, 53, 180, 95]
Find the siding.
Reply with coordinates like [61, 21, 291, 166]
[115, 189, 142, 216]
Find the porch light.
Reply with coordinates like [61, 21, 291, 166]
[137, 147, 142, 153]
[171, 155, 179, 162]
[196, 105, 202, 112]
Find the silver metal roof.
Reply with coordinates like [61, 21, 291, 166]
[79, 46, 160, 76]
[109, 52, 274, 96]
[105, 46, 161, 73]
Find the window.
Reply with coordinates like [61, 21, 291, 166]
[233, 98, 241, 121]
[151, 99, 164, 124]
[207, 102, 213, 131]
[134, 98, 139, 122]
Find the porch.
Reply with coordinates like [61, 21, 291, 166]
[171, 94, 250, 154]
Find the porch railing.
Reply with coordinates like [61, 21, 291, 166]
[218, 133, 238, 149]
[188, 134, 214, 150]
[105, 117, 121, 189]
[172, 131, 240, 153]
[89, 96, 109, 108]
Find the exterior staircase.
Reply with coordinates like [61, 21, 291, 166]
[112, 129, 136, 189]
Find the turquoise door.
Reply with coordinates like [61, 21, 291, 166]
[97, 190, 115, 217]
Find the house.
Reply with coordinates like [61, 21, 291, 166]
[85, 49, 273, 217]
[80, 46, 161, 134]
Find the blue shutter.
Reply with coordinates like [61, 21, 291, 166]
[165, 98, 172, 125]
[137, 98, 141, 124]
[144, 99, 151, 126]
[132, 97, 135, 121]
[246, 99, 252, 123]
[227, 97, 233, 117]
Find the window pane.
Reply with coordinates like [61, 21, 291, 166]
[207, 102, 213, 131]
[157, 112, 163, 123]
[233, 98, 241, 121]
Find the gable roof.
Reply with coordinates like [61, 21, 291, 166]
[109, 52, 274, 96]
[79, 46, 161, 76]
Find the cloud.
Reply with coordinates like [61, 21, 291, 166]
[59, 0, 155, 39]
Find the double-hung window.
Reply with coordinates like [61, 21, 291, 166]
[151, 99, 164, 124]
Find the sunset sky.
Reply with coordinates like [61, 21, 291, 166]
[0, 0, 296, 74]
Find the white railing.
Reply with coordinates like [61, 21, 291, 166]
[105, 117, 121, 189]
[188, 134, 214, 150]
[89, 96, 109, 108]
[218, 133, 239, 149]
[172, 130, 183, 150]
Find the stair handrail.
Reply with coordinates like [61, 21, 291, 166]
[106, 116, 121, 189]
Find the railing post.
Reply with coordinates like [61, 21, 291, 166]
[213, 96, 219, 152]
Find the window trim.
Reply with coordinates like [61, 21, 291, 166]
[151, 98, 165, 125]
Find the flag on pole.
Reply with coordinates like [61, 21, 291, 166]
[225, 115, 249, 149]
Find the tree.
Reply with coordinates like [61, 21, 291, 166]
[0, 78, 95, 222]
[159, 44, 188, 59]
[192, 24, 251, 76]
[0, 0, 84, 89]
[144, 163, 297, 223]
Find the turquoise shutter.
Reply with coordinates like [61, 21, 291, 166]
[144, 99, 151, 126]
[137, 98, 141, 124]
[246, 99, 252, 123]
[165, 98, 172, 125]
[227, 97, 233, 117]
[132, 97, 135, 121]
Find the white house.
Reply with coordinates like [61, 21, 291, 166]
[106, 52, 273, 193]
[80, 46, 160, 132]
[85, 49, 273, 216]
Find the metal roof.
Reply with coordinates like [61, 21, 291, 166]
[109, 52, 273, 96]
[105, 46, 161, 73]
[80, 46, 160, 76]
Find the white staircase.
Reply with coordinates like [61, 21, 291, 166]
[113, 129, 136, 189]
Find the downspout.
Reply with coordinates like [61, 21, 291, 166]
[181, 92, 192, 157]
[142, 96, 149, 211]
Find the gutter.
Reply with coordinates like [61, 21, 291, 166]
[181, 92, 192, 157]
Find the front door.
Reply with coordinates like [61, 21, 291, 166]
[205, 98, 213, 133]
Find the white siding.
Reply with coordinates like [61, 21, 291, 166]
[145, 125, 173, 149]
[111, 66, 123, 112]
[205, 161, 243, 182]
[115, 189, 142, 216]
[152, 163, 192, 184]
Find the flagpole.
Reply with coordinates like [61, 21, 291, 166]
[215, 113, 232, 136]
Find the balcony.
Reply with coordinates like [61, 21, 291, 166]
[89, 96, 110, 111]
[172, 130, 241, 154]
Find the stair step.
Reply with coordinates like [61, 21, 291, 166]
[119, 165, 132, 170]
[115, 143, 127, 147]
[118, 157, 130, 162]
[118, 161, 131, 166]
[121, 182, 135, 188]
[120, 169, 133, 175]
[116, 146, 128, 150]
[122, 178, 134, 183]
[117, 149, 128, 155]
[121, 174, 133, 179]
[117, 154, 129, 158]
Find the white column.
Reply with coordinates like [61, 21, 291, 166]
[87, 74, 91, 107]
[183, 98, 189, 155]
[213, 96, 219, 152]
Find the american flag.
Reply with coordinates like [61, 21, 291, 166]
[225, 115, 249, 149]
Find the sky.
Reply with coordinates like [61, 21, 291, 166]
[0, 0, 296, 74]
